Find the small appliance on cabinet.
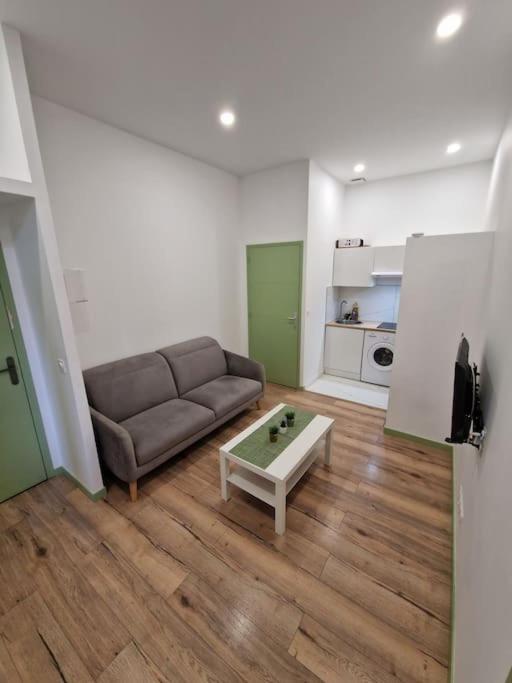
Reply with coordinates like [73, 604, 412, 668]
[361, 330, 395, 387]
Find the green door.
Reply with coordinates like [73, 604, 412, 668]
[0, 281, 47, 502]
[247, 242, 302, 388]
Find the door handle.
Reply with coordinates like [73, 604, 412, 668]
[0, 357, 19, 385]
[287, 313, 297, 321]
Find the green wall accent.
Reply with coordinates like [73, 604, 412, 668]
[383, 426, 453, 453]
[52, 466, 107, 501]
[0, 247, 55, 477]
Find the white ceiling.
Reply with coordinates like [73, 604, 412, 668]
[1, 0, 512, 181]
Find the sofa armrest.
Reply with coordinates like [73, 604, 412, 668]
[224, 350, 265, 389]
[90, 407, 137, 483]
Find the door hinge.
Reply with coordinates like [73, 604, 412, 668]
[7, 308, 15, 331]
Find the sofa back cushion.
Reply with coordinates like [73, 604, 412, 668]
[157, 337, 227, 395]
[83, 352, 178, 422]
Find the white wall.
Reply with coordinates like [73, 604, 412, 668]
[342, 161, 492, 246]
[0, 29, 30, 182]
[33, 97, 242, 369]
[303, 162, 344, 386]
[0, 26, 103, 494]
[240, 161, 309, 246]
[386, 231, 494, 444]
[239, 161, 309, 379]
[453, 115, 512, 683]
[239, 160, 344, 388]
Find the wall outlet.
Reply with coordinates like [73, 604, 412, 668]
[457, 485, 464, 520]
[57, 358, 67, 374]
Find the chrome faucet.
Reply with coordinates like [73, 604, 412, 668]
[338, 299, 348, 321]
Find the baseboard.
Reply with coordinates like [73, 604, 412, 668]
[383, 426, 453, 453]
[51, 466, 106, 501]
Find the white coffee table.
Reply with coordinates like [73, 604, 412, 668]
[219, 403, 334, 534]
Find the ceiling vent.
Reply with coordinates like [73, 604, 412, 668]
[350, 177, 367, 183]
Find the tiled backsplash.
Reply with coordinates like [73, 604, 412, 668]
[326, 285, 401, 323]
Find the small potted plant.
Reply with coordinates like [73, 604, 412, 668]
[269, 425, 279, 443]
[279, 419, 288, 434]
[285, 410, 295, 427]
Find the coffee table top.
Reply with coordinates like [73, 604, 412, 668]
[220, 403, 334, 482]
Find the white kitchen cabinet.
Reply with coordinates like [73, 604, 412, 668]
[372, 245, 405, 275]
[324, 326, 364, 380]
[333, 247, 375, 287]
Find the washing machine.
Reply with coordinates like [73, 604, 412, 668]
[361, 330, 395, 387]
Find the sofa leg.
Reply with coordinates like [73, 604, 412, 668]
[256, 400, 262, 410]
[129, 480, 138, 502]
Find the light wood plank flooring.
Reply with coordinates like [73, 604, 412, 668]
[0, 384, 452, 682]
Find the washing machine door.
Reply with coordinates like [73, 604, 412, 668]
[367, 343, 394, 372]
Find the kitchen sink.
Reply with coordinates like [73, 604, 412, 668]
[335, 319, 362, 325]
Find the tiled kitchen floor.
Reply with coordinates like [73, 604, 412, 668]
[307, 374, 389, 409]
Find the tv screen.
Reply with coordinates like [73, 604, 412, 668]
[446, 336, 474, 444]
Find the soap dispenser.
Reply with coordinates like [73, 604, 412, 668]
[351, 302, 359, 321]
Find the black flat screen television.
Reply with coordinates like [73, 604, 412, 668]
[446, 335, 484, 446]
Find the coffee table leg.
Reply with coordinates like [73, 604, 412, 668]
[324, 428, 332, 467]
[275, 481, 286, 535]
[220, 453, 230, 501]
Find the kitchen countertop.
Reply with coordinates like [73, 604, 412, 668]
[325, 320, 396, 333]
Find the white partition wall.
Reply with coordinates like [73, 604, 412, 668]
[0, 24, 103, 496]
[452, 113, 512, 683]
[386, 231, 494, 444]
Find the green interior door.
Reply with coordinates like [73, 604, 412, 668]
[247, 242, 302, 388]
[0, 283, 47, 503]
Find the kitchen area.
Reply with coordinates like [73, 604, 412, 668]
[308, 243, 405, 409]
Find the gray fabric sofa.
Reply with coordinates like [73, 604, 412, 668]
[83, 337, 265, 500]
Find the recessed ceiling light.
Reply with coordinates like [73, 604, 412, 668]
[353, 163, 366, 174]
[436, 12, 463, 39]
[446, 141, 462, 155]
[219, 110, 236, 128]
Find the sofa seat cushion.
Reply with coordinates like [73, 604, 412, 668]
[121, 399, 215, 466]
[182, 375, 262, 418]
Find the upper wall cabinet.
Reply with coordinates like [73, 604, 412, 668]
[333, 247, 375, 287]
[372, 245, 406, 276]
[332, 244, 406, 286]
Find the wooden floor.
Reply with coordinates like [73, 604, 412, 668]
[0, 384, 452, 682]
